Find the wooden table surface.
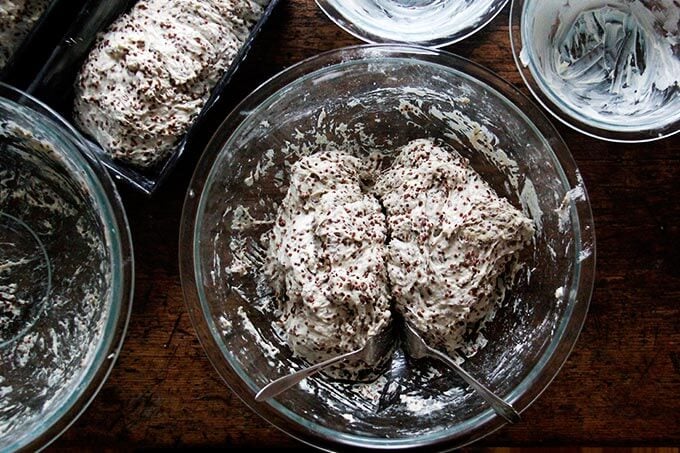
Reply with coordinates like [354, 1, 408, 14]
[49, 0, 679, 450]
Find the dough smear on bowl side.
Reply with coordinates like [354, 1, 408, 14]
[266, 151, 392, 380]
[73, 0, 264, 168]
[375, 139, 535, 357]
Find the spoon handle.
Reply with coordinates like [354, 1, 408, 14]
[426, 347, 521, 424]
[255, 348, 361, 402]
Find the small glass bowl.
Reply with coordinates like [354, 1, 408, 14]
[316, 0, 509, 47]
[510, 0, 680, 143]
[180, 45, 595, 450]
[0, 83, 133, 451]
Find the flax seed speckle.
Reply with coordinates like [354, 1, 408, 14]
[375, 139, 534, 355]
[266, 151, 391, 380]
[74, 0, 263, 168]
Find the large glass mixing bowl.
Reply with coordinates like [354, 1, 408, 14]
[180, 45, 595, 450]
[316, 0, 508, 47]
[0, 84, 133, 452]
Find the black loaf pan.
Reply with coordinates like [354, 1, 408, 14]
[0, 0, 86, 86]
[22, 0, 281, 195]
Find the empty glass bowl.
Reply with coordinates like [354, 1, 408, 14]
[180, 45, 595, 450]
[510, 0, 680, 142]
[316, 0, 509, 47]
[0, 84, 133, 451]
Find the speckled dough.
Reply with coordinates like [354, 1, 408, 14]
[266, 151, 391, 379]
[267, 140, 534, 378]
[375, 139, 535, 356]
[0, 0, 50, 68]
[73, 0, 263, 168]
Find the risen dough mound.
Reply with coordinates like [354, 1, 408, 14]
[266, 151, 391, 379]
[375, 139, 534, 356]
[74, 0, 263, 168]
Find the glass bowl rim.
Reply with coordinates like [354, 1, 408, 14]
[508, 0, 680, 144]
[179, 44, 596, 450]
[0, 82, 134, 452]
[315, 0, 510, 48]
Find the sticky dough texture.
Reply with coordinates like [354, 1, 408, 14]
[375, 139, 535, 355]
[74, 0, 263, 168]
[267, 139, 534, 377]
[266, 151, 391, 379]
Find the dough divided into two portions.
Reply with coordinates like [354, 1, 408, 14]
[267, 139, 535, 378]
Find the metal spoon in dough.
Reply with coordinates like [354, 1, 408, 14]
[402, 321, 521, 424]
[255, 325, 395, 402]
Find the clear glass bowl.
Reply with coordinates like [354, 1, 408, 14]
[180, 45, 595, 450]
[0, 83, 133, 452]
[510, 0, 680, 143]
[316, 0, 509, 47]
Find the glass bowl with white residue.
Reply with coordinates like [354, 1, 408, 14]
[180, 45, 595, 450]
[510, 0, 680, 143]
[316, 0, 509, 47]
[0, 83, 133, 451]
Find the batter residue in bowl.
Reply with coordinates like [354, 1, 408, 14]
[74, 0, 264, 168]
[523, 0, 680, 128]
[266, 139, 534, 378]
[0, 118, 111, 441]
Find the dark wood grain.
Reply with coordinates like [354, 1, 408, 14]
[48, 0, 679, 449]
